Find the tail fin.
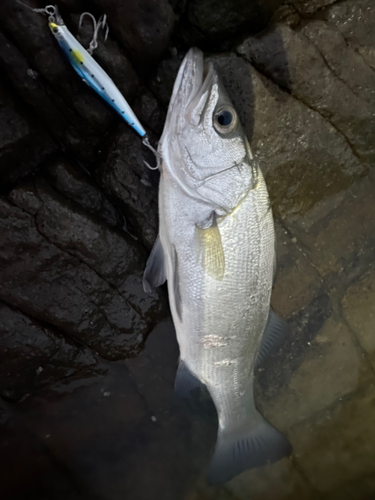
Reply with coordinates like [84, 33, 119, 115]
[207, 414, 292, 484]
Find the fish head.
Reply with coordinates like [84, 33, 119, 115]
[160, 48, 255, 214]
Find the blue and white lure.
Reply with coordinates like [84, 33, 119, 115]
[19, 3, 159, 168]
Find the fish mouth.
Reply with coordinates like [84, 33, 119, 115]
[167, 48, 215, 128]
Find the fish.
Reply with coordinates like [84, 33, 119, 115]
[143, 47, 292, 483]
[48, 6, 146, 138]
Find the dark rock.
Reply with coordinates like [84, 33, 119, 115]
[0, 30, 95, 162]
[29, 177, 166, 321]
[301, 20, 375, 105]
[185, 0, 284, 41]
[238, 23, 375, 163]
[323, 0, 375, 71]
[0, 82, 56, 190]
[289, 0, 337, 15]
[256, 293, 332, 400]
[92, 0, 175, 70]
[0, 301, 102, 401]
[149, 53, 184, 107]
[271, 3, 301, 28]
[210, 53, 364, 219]
[97, 123, 159, 249]
[0, 403, 85, 500]
[132, 90, 166, 136]
[0, 196, 150, 360]
[285, 169, 375, 287]
[43, 156, 123, 228]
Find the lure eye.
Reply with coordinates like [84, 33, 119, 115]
[213, 106, 238, 135]
[52, 27, 59, 34]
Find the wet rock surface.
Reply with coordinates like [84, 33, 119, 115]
[0, 301, 103, 401]
[1, 0, 375, 498]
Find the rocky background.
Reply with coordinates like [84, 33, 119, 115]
[1, 0, 375, 499]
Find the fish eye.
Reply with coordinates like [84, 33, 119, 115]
[213, 106, 238, 135]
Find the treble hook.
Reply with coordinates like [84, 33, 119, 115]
[16, 1, 56, 22]
[79, 11, 109, 55]
[142, 137, 161, 171]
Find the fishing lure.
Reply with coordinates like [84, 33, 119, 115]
[18, 2, 159, 168]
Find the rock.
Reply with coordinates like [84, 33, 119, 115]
[290, 381, 375, 494]
[0, 82, 56, 190]
[323, 0, 375, 72]
[341, 266, 375, 370]
[0, 302, 102, 401]
[149, 53, 184, 107]
[271, 222, 322, 318]
[92, 0, 175, 70]
[237, 23, 375, 163]
[210, 53, 364, 219]
[255, 293, 333, 406]
[272, 3, 301, 28]
[97, 123, 159, 249]
[0, 403, 85, 500]
[284, 169, 375, 283]
[301, 20, 375, 105]
[259, 313, 372, 431]
[225, 458, 317, 500]
[186, 0, 284, 41]
[289, 0, 337, 15]
[28, 178, 166, 321]
[132, 90, 166, 136]
[0, 196, 151, 360]
[43, 156, 123, 228]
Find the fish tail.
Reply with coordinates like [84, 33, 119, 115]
[207, 409, 292, 484]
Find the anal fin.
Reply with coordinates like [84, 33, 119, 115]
[175, 359, 202, 399]
[255, 309, 290, 367]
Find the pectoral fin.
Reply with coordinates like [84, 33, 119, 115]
[195, 215, 225, 280]
[143, 236, 166, 293]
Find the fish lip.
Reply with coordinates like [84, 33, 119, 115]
[167, 48, 215, 123]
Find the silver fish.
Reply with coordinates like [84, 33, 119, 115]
[144, 48, 291, 483]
